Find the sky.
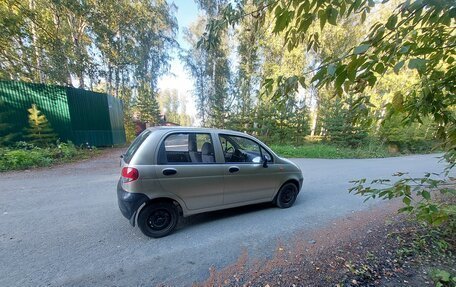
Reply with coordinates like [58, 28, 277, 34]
[157, 0, 200, 120]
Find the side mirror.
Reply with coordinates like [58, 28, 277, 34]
[262, 155, 268, 168]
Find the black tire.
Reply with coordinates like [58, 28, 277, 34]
[138, 202, 178, 238]
[275, 182, 298, 208]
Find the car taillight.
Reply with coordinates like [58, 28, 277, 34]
[121, 167, 139, 182]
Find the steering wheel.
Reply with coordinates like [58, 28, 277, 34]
[225, 146, 234, 154]
[230, 149, 247, 162]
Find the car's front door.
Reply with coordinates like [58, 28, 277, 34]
[156, 132, 224, 210]
[219, 134, 278, 205]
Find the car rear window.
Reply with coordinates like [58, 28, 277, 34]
[123, 130, 151, 163]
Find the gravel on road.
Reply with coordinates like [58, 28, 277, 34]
[0, 151, 447, 286]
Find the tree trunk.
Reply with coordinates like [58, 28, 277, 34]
[107, 63, 112, 95]
[29, 0, 43, 83]
[115, 67, 120, 97]
[68, 13, 86, 88]
[310, 88, 320, 136]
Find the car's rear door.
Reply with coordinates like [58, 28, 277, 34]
[156, 132, 225, 210]
[218, 134, 278, 205]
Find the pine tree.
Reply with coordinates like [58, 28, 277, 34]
[24, 104, 57, 147]
[321, 97, 368, 148]
[135, 85, 161, 126]
[293, 102, 311, 145]
[0, 100, 19, 146]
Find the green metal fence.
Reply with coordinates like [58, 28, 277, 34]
[0, 80, 126, 146]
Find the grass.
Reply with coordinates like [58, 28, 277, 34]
[270, 142, 394, 159]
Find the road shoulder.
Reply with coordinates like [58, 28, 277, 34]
[195, 200, 455, 286]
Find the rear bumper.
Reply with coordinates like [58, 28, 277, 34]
[117, 180, 149, 226]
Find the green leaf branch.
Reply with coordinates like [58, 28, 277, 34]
[349, 170, 456, 226]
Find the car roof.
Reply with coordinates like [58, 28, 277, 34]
[146, 126, 251, 137]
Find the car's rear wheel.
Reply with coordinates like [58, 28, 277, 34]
[138, 202, 178, 238]
[275, 182, 298, 208]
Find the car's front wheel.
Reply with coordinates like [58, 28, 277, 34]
[138, 202, 178, 238]
[275, 182, 298, 208]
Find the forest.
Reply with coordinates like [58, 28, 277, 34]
[180, 0, 452, 153]
[0, 0, 453, 155]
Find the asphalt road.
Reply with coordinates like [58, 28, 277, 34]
[0, 152, 448, 286]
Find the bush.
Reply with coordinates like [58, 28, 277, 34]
[0, 141, 97, 171]
[14, 141, 37, 150]
[430, 268, 456, 287]
[349, 172, 456, 227]
[378, 113, 438, 153]
[0, 148, 52, 171]
[397, 139, 438, 154]
[52, 142, 78, 159]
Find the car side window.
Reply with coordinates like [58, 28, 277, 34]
[160, 133, 215, 164]
[220, 134, 271, 164]
[219, 136, 234, 153]
[196, 134, 212, 152]
[261, 147, 273, 162]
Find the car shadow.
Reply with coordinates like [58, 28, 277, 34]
[173, 192, 308, 234]
[176, 202, 276, 231]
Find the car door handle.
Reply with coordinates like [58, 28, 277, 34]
[162, 168, 177, 176]
[228, 166, 240, 173]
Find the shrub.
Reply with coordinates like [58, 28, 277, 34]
[53, 141, 78, 159]
[14, 141, 36, 150]
[430, 268, 456, 287]
[349, 171, 456, 227]
[0, 141, 95, 171]
[1, 148, 52, 171]
[378, 113, 437, 153]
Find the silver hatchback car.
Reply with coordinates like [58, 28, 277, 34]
[117, 127, 303, 238]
